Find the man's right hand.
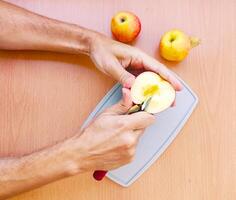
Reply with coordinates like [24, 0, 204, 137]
[0, 89, 155, 200]
[62, 88, 155, 174]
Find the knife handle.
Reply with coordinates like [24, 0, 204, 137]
[92, 105, 140, 181]
[93, 170, 108, 181]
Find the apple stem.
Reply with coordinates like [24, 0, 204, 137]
[190, 36, 201, 48]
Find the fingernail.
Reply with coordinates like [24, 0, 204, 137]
[123, 77, 135, 88]
[122, 88, 128, 96]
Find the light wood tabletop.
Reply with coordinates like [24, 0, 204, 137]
[1, 0, 235, 199]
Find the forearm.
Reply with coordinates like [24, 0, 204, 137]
[0, 140, 80, 200]
[0, 1, 95, 55]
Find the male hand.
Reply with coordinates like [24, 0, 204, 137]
[90, 33, 182, 90]
[64, 88, 155, 172]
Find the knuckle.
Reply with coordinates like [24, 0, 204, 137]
[118, 104, 129, 114]
[126, 147, 135, 157]
[119, 71, 130, 84]
[141, 112, 155, 124]
[147, 114, 155, 123]
[94, 116, 108, 127]
[132, 47, 142, 55]
[122, 135, 136, 149]
[126, 154, 135, 163]
[117, 118, 128, 129]
[134, 55, 143, 64]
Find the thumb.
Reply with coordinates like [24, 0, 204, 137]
[109, 58, 135, 88]
[105, 88, 133, 115]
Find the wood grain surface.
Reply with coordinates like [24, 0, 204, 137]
[1, 0, 235, 199]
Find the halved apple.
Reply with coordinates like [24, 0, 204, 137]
[130, 71, 176, 114]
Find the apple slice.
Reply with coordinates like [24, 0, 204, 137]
[131, 71, 176, 114]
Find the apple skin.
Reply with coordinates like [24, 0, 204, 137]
[131, 71, 176, 114]
[111, 11, 141, 43]
[159, 29, 200, 62]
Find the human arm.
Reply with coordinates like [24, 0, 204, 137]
[0, 88, 154, 199]
[0, 1, 182, 89]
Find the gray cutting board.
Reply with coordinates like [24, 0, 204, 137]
[82, 77, 198, 187]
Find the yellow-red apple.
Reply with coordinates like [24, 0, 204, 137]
[111, 11, 141, 43]
[159, 29, 200, 62]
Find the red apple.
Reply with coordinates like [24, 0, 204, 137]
[111, 11, 141, 43]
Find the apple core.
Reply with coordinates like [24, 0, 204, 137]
[143, 85, 159, 97]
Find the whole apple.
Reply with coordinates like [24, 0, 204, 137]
[111, 11, 141, 43]
[159, 29, 200, 62]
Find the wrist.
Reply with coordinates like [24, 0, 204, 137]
[45, 22, 95, 56]
[85, 30, 105, 55]
[71, 26, 96, 56]
[55, 136, 86, 175]
[55, 24, 101, 56]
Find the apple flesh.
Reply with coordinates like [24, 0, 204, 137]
[111, 11, 141, 43]
[131, 71, 176, 114]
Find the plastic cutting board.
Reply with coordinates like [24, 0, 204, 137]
[82, 77, 198, 187]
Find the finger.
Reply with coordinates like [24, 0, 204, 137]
[113, 45, 182, 90]
[105, 88, 133, 115]
[136, 52, 183, 91]
[133, 129, 145, 142]
[123, 111, 155, 130]
[121, 130, 145, 148]
[109, 56, 135, 88]
[126, 51, 182, 91]
[134, 129, 145, 136]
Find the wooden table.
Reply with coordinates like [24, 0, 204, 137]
[1, 0, 235, 199]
